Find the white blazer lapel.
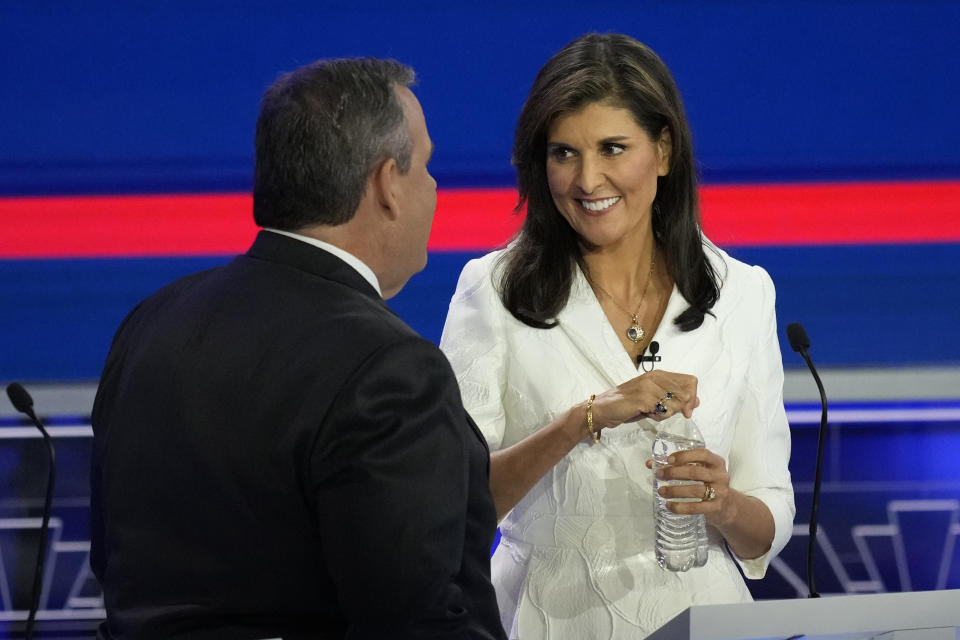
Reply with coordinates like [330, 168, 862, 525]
[555, 264, 642, 389]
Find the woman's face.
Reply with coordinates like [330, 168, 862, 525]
[545, 101, 670, 252]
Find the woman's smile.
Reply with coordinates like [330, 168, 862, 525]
[578, 196, 621, 213]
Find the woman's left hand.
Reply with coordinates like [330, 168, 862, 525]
[645, 447, 738, 528]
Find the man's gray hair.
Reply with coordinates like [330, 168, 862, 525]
[253, 57, 416, 229]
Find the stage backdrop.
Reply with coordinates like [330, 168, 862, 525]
[1, 1, 959, 630]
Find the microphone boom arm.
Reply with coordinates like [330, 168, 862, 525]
[799, 347, 827, 598]
[5, 383, 57, 639]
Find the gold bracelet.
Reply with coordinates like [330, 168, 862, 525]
[586, 394, 600, 444]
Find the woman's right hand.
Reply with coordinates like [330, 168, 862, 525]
[590, 370, 699, 431]
[489, 370, 699, 520]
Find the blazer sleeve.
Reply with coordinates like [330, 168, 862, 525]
[727, 266, 797, 579]
[308, 336, 481, 639]
[440, 255, 508, 451]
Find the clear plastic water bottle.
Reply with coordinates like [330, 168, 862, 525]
[652, 414, 709, 571]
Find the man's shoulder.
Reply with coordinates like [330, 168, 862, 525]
[116, 263, 230, 331]
[268, 267, 427, 367]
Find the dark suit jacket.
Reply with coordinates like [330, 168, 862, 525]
[91, 231, 505, 640]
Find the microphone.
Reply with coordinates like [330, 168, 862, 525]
[786, 323, 810, 353]
[7, 382, 35, 415]
[5, 383, 57, 639]
[786, 323, 827, 599]
[638, 340, 661, 372]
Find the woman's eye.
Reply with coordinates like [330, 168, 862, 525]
[549, 146, 574, 161]
[602, 143, 625, 156]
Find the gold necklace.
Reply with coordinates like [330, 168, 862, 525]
[591, 253, 656, 344]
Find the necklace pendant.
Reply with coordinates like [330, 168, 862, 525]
[626, 322, 645, 344]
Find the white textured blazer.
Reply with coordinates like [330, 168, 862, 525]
[440, 244, 795, 640]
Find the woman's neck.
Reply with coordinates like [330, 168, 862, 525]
[581, 231, 659, 301]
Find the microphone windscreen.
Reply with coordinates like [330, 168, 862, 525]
[5, 382, 34, 415]
[649, 341, 660, 355]
[786, 323, 811, 353]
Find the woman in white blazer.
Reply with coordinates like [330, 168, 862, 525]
[440, 33, 795, 639]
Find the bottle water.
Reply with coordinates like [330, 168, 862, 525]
[652, 414, 709, 571]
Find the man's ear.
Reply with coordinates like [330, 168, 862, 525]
[657, 127, 672, 177]
[372, 156, 401, 220]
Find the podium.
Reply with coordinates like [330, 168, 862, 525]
[647, 589, 960, 640]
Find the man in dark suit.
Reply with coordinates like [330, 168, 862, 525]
[90, 57, 505, 640]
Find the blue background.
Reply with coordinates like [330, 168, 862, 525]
[3, 1, 960, 195]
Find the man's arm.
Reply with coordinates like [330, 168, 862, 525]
[308, 336, 479, 639]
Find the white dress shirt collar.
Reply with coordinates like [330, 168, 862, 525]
[262, 228, 382, 297]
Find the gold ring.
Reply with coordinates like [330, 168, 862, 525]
[703, 485, 717, 501]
